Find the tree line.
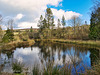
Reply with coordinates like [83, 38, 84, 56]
[36, 8, 89, 40]
[0, 0, 100, 43]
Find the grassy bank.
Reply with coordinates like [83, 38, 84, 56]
[35, 39, 100, 49]
[0, 39, 35, 51]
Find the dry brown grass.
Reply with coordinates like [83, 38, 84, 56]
[0, 39, 35, 50]
[35, 39, 100, 49]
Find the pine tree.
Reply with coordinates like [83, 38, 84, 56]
[62, 15, 66, 38]
[57, 19, 61, 28]
[29, 26, 34, 39]
[30, 26, 33, 33]
[2, 28, 14, 43]
[45, 8, 54, 29]
[38, 15, 43, 30]
[62, 15, 66, 28]
[42, 18, 47, 29]
[51, 16, 55, 29]
[38, 8, 55, 39]
[57, 19, 61, 38]
[89, 7, 100, 40]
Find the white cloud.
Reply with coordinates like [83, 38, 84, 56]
[0, 0, 82, 29]
[15, 14, 24, 20]
[52, 9, 82, 20]
[51, 8, 82, 27]
[59, 3, 63, 7]
[18, 22, 38, 29]
[1, 25, 7, 29]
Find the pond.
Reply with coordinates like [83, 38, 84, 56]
[0, 41, 100, 74]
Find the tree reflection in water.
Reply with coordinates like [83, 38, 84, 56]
[0, 41, 99, 74]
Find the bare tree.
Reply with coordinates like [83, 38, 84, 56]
[0, 15, 3, 42]
[90, 0, 100, 14]
[0, 15, 3, 22]
[7, 19, 14, 30]
[69, 16, 78, 35]
[68, 16, 82, 39]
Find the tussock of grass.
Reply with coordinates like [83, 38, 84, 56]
[32, 60, 100, 75]
[12, 62, 24, 73]
[32, 63, 72, 75]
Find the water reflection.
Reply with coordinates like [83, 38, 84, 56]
[0, 42, 100, 74]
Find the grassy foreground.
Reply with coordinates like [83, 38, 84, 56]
[1, 60, 100, 75]
[0, 39, 35, 51]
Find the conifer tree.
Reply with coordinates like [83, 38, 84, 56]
[58, 19, 61, 28]
[62, 15, 66, 38]
[89, 6, 100, 40]
[62, 15, 66, 28]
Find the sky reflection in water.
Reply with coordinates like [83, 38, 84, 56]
[0, 43, 99, 74]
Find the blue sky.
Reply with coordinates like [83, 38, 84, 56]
[49, 0, 93, 24]
[0, 0, 93, 29]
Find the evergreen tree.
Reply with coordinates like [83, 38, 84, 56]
[42, 18, 47, 29]
[57, 19, 61, 28]
[62, 15, 66, 28]
[2, 28, 14, 43]
[6, 28, 14, 41]
[89, 12, 97, 40]
[51, 16, 55, 29]
[38, 8, 55, 39]
[45, 8, 54, 29]
[38, 15, 43, 31]
[61, 15, 66, 38]
[28, 26, 34, 39]
[57, 19, 61, 38]
[30, 26, 33, 33]
[89, 6, 100, 40]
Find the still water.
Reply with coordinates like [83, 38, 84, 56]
[0, 41, 99, 74]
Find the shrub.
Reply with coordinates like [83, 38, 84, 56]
[2, 28, 14, 43]
[2, 34, 10, 43]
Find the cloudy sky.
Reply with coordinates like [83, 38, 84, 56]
[0, 0, 93, 29]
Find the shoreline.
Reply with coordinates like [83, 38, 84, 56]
[0, 39, 35, 51]
[35, 39, 100, 49]
[0, 39, 100, 51]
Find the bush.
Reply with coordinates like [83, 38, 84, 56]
[2, 34, 10, 43]
[19, 32, 28, 41]
[22, 38, 28, 41]
[2, 29, 14, 43]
